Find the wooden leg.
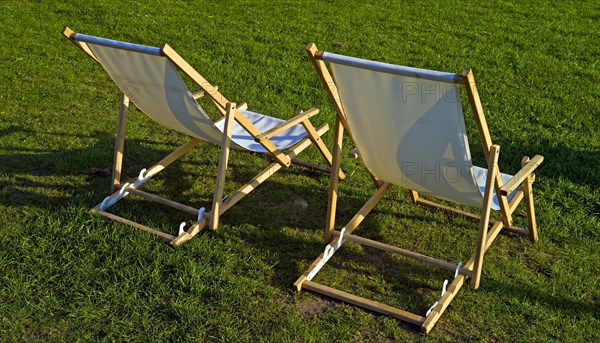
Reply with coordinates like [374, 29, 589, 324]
[325, 116, 344, 243]
[470, 145, 500, 290]
[409, 190, 419, 204]
[494, 175, 513, 227]
[210, 103, 236, 231]
[301, 119, 345, 180]
[111, 93, 129, 193]
[521, 156, 539, 242]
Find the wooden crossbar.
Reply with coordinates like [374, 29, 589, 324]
[302, 280, 426, 326]
[125, 188, 199, 216]
[95, 209, 177, 241]
[416, 195, 533, 238]
[290, 159, 331, 173]
[500, 155, 544, 196]
[330, 230, 472, 277]
[254, 108, 320, 142]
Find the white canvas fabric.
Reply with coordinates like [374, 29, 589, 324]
[472, 166, 516, 211]
[86, 43, 307, 153]
[214, 108, 308, 152]
[329, 61, 513, 210]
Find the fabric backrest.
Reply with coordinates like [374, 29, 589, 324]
[75, 34, 224, 144]
[325, 53, 484, 208]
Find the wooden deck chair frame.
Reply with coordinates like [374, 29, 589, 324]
[62, 28, 344, 246]
[294, 43, 543, 333]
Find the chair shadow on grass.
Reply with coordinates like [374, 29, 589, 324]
[0, 125, 202, 218]
[488, 135, 600, 194]
[3, 124, 598, 326]
[223, 173, 457, 328]
[231, 178, 600, 330]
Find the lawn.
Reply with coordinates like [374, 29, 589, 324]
[1, 0, 599, 341]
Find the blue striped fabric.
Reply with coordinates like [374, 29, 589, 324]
[322, 52, 458, 83]
[73, 33, 161, 56]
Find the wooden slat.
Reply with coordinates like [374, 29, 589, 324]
[426, 214, 516, 331]
[521, 157, 539, 242]
[500, 155, 544, 196]
[331, 230, 472, 277]
[301, 280, 426, 326]
[285, 123, 328, 160]
[507, 189, 524, 214]
[62, 26, 75, 39]
[100, 138, 201, 215]
[417, 196, 531, 239]
[484, 221, 505, 252]
[494, 174, 513, 226]
[409, 190, 419, 204]
[232, 109, 291, 167]
[301, 119, 345, 180]
[94, 209, 176, 241]
[125, 188, 198, 215]
[161, 44, 229, 111]
[254, 108, 319, 142]
[416, 197, 481, 221]
[191, 90, 205, 99]
[523, 174, 538, 242]
[293, 240, 334, 291]
[307, 43, 349, 131]
[210, 103, 236, 230]
[470, 145, 499, 289]
[290, 159, 331, 173]
[502, 225, 530, 237]
[325, 116, 345, 243]
[145, 138, 202, 177]
[344, 182, 392, 234]
[111, 93, 129, 192]
[463, 69, 493, 160]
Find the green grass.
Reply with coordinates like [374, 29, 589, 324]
[1, 0, 599, 341]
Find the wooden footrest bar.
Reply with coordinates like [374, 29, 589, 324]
[416, 198, 480, 221]
[125, 188, 199, 216]
[94, 209, 177, 241]
[416, 197, 531, 238]
[330, 230, 472, 277]
[301, 280, 426, 326]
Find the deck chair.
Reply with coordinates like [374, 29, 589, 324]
[294, 43, 544, 333]
[61, 28, 344, 246]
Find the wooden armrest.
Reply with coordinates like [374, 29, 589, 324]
[192, 90, 205, 99]
[500, 155, 544, 195]
[254, 108, 320, 142]
[193, 85, 223, 100]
